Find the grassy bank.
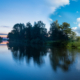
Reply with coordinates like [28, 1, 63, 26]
[46, 41, 80, 49]
[8, 40, 80, 49]
[67, 41, 80, 49]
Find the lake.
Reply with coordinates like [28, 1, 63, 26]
[0, 41, 80, 80]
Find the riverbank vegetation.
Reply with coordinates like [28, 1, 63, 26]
[7, 20, 79, 48]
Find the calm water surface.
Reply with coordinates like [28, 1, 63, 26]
[0, 41, 80, 80]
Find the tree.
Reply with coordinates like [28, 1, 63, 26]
[61, 22, 71, 35]
[13, 23, 25, 33]
[7, 20, 75, 44]
[49, 20, 59, 41]
[25, 22, 32, 40]
[49, 21, 72, 41]
[76, 36, 80, 41]
[70, 31, 76, 41]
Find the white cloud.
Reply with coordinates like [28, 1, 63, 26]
[46, 0, 70, 13]
[78, 24, 80, 27]
[72, 27, 77, 30]
[59, 15, 62, 17]
[72, 27, 80, 36]
[72, 18, 80, 36]
[47, 0, 69, 6]
[77, 18, 80, 22]
[49, 18, 53, 22]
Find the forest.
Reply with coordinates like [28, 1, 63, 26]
[7, 20, 77, 47]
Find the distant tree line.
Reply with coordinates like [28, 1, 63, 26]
[7, 20, 76, 44]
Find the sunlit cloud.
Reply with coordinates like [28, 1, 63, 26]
[0, 35, 7, 38]
[0, 33, 7, 38]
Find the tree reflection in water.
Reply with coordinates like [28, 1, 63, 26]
[7, 42, 47, 66]
[7, 42, 77, 71]
[49, 47, 76, 71]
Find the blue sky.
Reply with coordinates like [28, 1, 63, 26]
[0, 0, 80, 35]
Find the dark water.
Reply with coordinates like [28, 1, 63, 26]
[0, 42, 80, 80]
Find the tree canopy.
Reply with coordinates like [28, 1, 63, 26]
[7, 20, 76, 44]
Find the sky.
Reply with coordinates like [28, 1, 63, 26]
[0, 0, 80, 37]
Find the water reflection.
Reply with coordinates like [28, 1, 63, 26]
[7, 42, 78, 72]
[49, 47, 76, 71]
[0, 41, 8, 44]
[7, 42, 48, 66]
[0, 42, 79, 80]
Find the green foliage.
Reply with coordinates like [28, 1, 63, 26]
[76, 36, 80, 41]
[7, 20, 76, 45]
[67, 41, 80, 48]
[8, 21, 48, 44]
[69, 31, 76, 41]
[49, 20, 72, 41]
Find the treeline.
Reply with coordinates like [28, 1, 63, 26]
[7, 20, 76, 44]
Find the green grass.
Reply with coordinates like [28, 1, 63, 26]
[77, 47, 80, 49]
[67, 41, 80, 49]
[46, 41, 80, 49]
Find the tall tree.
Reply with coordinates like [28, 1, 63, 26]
[25, 22, 32, 40]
